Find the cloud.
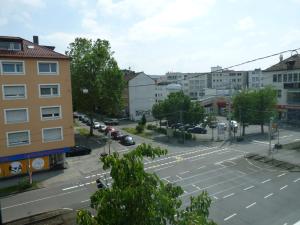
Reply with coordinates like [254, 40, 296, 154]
[128, 0, 216, 41]
[0, 0, 44, 28]
[280, 29, 300, 48]
[237, 16, 255, 31]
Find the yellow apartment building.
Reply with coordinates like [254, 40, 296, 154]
[0, 36, 74, 178]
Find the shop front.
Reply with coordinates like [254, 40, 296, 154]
[0, 147, 70, 178]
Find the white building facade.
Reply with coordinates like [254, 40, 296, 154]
[262, 55, 300, 122]
[128, 72, 155, 121]
[248, 68, 264, 89]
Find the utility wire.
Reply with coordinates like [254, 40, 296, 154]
[128, 48, 300, 88]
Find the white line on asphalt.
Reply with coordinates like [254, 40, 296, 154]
[261, 178, 271, 184]
[246, 202, 256, 209]
[217, 150, 232, 155]
[243, 185, 255, 191]
[237, 170, 246, 175]
[91, 181, 96, 184]
[2, 188, 86, 210]
[223, 193, 235, 199]
[264, 193, 273, 199]
[283, 223, 287, 225]
[293, 178, 300, 183]
[176, 175, 182, 180]
[280, 185, 288, 190]
[215, 155, 243, 165]
[197, 165, 206, 170]
[213, 196, 218, 200]
[252, 140, 269, 145]
[62, 208, 73, 210]
[179, 171, 190, 175]
[79, 184, 84, 187]
[192, 184, 201, 190]
[293, 220, 300, 225]
[224, 213, 237, 221]
[277, 173, 286, 177]
[85, 182, 91, 185]
[91, 175, 96, 177]
[81, 199, 90, 203]
[62, 185, 78, 191]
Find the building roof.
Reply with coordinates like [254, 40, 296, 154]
[264, 54, 300, 72]
[0, 36, 69, 59]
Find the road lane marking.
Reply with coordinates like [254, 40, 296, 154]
[223, 193, 235, 199]
[224, 213, 237, 221]
[243, 185, 254, 191]
[252, 140, 269, 145]
[261, 178, 271, 184]
[246, 202, 256, 209]
[176, 175, 182, 180]
[264, 193, 273, 199]
[277, 173, 286, 177]
[293, 220, 300, 225]
[293, 178, 300, 183]
[62, 185, 78, 191]
[85, 182, 91, 185]
[179, 171, 190, 175]
[2, 188, 86, 210]
[192, 184, 201, 190]
[81, 199, 90, 203]
[213, 196, 218, 200]
[280, 185, 288, 190]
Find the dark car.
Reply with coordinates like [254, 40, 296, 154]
[104, 119, 119, 125]
[171, 123, 183, 129]
[187, 126, 207, 134]
[111, 130, 123, 140]
[96, 178, 108, 189]
[120, 135, 135, 146]
[179, 124, 195, 131]
[66, 145, 92, 157]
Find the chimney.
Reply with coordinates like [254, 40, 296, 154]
[279, 54, 283, 62]
[33, 36, 39, 45]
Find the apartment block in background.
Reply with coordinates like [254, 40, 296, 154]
[0, 36, 74, 178]
[263, 54, 300, 123]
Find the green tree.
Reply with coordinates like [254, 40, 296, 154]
[76, 144, 216, 225]
[252, 86, 277, 134]
[152, 102, 165, 127]
[153, 91, 205, 126]
[232, 90, 255, 136]
[66, 38, 124, 135]
[141, 114, 147, 126]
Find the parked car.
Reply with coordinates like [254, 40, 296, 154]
[96, 178, 108, 189]
[93, 121, 102, 129]
[82, 116, 90, 124]
[73, 112, 79, 119]
[66, 145, 91, 157]
[187, 126, 207, 134]
[104, 119, 119, 125]
[105, 126, 115, 135]
[78, 114, 86, 121]
[179, 124, 195, 131]
[171, 123, 183, 129]
[98, 124, 107, 132]
[159, 121, 168, 126]
[111, 130, 123, 140]
[230, 120, 238, 129]
[217, 122, 227, 130]
[120, 135, 135, 146]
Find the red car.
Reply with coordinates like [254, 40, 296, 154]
[110, 130, 124, 140]
[104, 126, 115, 135]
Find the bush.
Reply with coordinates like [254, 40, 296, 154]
[18, 178, 32, 191]
[155, 127, 167, 134]
[136, 124, 145, 133]
[147, 124, 157, 130]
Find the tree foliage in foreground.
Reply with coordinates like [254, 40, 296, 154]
[76, 144, 216, 225]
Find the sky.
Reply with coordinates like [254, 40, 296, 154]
[1, 0, 300, 75]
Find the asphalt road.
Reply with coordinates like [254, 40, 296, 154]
[1, 122, 300, 225]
